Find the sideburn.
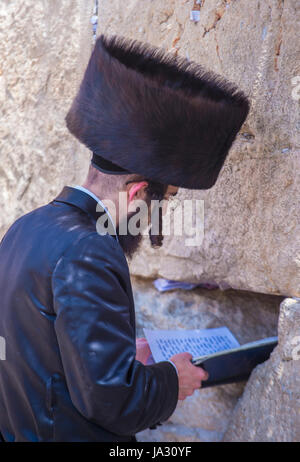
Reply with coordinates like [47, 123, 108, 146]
[145, 181, 168, 248]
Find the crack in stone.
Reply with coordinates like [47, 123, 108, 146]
[214, 32, 223, 71]
[202, 0, 231, 38]
[274, 0, 284, 71]
[18, 175, 33, 200]
[159, 10, 174, 25]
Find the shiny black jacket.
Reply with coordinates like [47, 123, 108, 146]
[0, 186, 178, 442]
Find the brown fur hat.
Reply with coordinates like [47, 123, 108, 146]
[65, 34, 250, 189]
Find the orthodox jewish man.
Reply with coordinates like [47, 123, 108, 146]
[0, 34, 249, 442]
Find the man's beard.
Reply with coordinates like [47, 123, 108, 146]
[116, 211, 143, 259]
[116, 201, 164, 259]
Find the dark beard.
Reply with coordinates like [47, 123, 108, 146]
[116, 181, 168, 259]
[116, 199, 165, 258]
[116, 211, 143, 260]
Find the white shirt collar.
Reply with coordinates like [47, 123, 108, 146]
[73, 185, 118, 241]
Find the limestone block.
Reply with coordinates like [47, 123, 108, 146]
[0, 0, 93, 238]
[131, 277, 283, 442]
[98, 0, 300, 297]
[224, 297, 300, 442]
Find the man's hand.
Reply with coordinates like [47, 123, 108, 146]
[170, 352, 209, 400]
[135, 337, 152, 365]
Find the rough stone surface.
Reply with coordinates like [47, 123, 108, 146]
[98, 0, 300, 297]
[224, 297, 300, 442]
[131, 277, 283, 442]
[0, 0, 93, 238]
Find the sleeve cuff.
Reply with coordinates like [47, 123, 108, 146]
[147, 361, 179, 423]
[166, 360, 178, 376]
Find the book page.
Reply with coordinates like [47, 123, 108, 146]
[143, 327, 240, 363]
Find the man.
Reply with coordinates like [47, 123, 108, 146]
[0, 34, 249, 442]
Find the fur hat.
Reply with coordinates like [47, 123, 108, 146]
[65, 34, 250, 189]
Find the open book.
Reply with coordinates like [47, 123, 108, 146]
[143, 327, 278, 388]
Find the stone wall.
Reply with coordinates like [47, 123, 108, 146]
[133, 283, 300, 442]
[0, 0, 93, 238]
[224, 297, 300, 442]
[132, 277, 283, 442]
[98, 0, 300, 298]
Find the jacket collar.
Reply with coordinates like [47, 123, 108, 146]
[53, 186, 118, 240]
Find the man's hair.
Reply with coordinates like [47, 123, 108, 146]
[84, 164, 134, 194]
[85, 164, 167, 198]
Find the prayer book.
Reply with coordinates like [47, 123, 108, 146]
[144, 327, 277, 388]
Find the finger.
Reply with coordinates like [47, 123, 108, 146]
[136, 337, 147, 344]
[192, 379, 202, 389]
[192, 366, 209, 381]
[201, 370, 209, 381]
[180, 387, 194, 395]
[178, 391, 188, 400]
[178, 391, 191, 401]
[185, 389, 194, 397]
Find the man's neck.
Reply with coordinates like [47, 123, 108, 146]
[81, 182, 121, 228]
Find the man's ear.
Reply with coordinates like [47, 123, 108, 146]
[127, 181, 148, 203]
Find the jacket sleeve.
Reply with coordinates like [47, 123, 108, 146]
[51, 233, 178, 436]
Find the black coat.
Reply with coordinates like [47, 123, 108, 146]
[0, 186, 178, 442]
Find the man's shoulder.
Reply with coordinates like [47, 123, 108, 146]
[1, 199, 124, 274]
[58, 229, 123, 265]
[3, 199, 95, 244]
[44, 200, 126, 269]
